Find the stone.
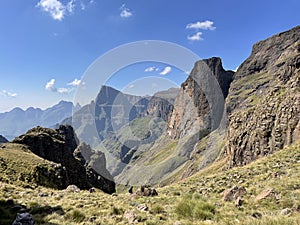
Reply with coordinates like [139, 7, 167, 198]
[89, 216, 97, 222]
[66, 185, 80, 193]
[255, 188, 275, 201]
[173, 221, 182, 225]
[89, 188, 95, 193]
[135, 186, 158, 197]
[223, 186, 246, 202]
[235, 197, 243, 207]
[136, 203, 148, 211]
[128, 186, 133, 194]
[123, 210, 137, 224]
[38, 191, 49, 197]
[280, 208, 292, 216]
[252, 212, 262, 219]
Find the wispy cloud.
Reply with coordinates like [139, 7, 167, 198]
[1, 90, 18, 98]
[36, 0, 66, 21]
[66, 0, 75, 14]
[160, 66, 172, 75]
[45, 78, 73, 94]
[45, 78, 57, 91]
[145, 66, 156, 72]
[120, 4, 133, 18]
[187, 32, 203, 41]
[186, 20, 216, 30]
[36, 0, 93, 20]
[67, 78, 82, 86]
[57, 88, 70, 94]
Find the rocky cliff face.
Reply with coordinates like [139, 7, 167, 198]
[225, 26, 300, 167]
[142, 88, 179, 121]
[13, 125, 115, 193]
[166, 57, 233, 139]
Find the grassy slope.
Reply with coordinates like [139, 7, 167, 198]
[0, 143, 60, 188]
[0, 142, 299, 224]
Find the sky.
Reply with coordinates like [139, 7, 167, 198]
[0, 0, 299, 112]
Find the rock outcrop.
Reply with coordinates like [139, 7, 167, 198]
[0, 135, 8, 143]
[13, 125, 115, 194]
[166, 57, 233, 139]
[225, 26, 300, 167]
[143, 88, 179, 121]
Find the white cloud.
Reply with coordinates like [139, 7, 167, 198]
[145, 66, 155, 72]
[66, 0, 75, 13]
[57, 88, 71, 94]
[45, 78, 57, 91]
[160, 66, 172, 75]
[45, 78, 73, 94]
[187, 32, 203, 41]
[128, 84, 135, 89]
[36, 0, 86, 20]
[1, 90, 18, 98]
[120, 4, 133, 18]
[67, 78, 82, 86]
[186, 20, 216, 30]
[36, 0, 66, 21]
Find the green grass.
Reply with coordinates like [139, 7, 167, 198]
[0, 141, 299, 224]
[146, 140, 178, 165]
[175, 194, 216, 221]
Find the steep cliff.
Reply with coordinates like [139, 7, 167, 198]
[166, 57, 233, 139]
[225, 26, 300, 167]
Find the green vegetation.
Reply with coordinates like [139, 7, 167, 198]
[0, 141, 299, 224]
[175, 194, 216, 220]
[146, 140, 178, 165]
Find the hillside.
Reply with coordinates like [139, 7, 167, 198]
[0, 141, 299, 225]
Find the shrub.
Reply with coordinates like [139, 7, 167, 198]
[175, 195, 216, 221]
[65, 209, 85, 223]
[111, 206, 123, 215]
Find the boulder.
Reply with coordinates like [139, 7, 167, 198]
[223, 186, 246, 202]
[135, 186, 158, 197]
[255, 187, 275, 201]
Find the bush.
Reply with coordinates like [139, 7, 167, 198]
[65, 209, 85, 223]
[111, 206, 123, 215]
[175, 195, 215, 221]
[151, 205, 165, 214]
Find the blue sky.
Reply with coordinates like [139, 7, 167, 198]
[0, 0, 299, 112]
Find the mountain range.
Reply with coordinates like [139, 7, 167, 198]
[0, 100, 80, 140]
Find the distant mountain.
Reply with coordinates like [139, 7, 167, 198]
[69, 85, 178, 147]
[0, 135, 8, 143]
[0, 101, 78, 140]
